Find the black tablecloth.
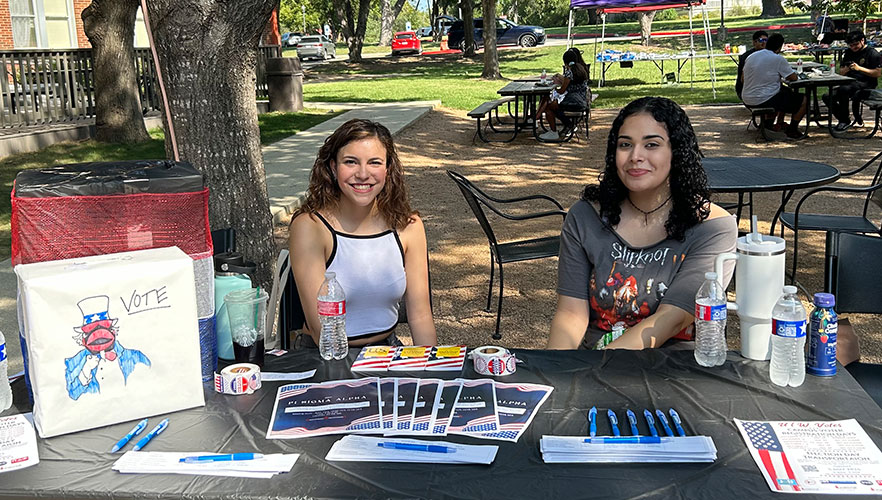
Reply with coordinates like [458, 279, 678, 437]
[3, 348, 882, 500]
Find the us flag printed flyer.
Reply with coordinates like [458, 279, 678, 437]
[448, 379, 499, 434]
[266, 378, 381, 439]
[735, 419, 882, 494]
[478, 382, 553, 442]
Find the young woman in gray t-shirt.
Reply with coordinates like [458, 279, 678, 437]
[547, 97, 737, 350]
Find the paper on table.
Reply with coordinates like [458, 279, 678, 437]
[326, 435, 498, 464]
[0, 413, 39, 473]
[735, 418, 882, 494]
[539, 435, 717, 463]
[261, 370, 316, 381]
[112, 451, 299, 478]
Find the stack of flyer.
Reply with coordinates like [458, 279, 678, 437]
[325, 435, 499, 464]
[540, 435, 717, 463]
[351, 345, 467, 372]
[266, 377, 552, 443]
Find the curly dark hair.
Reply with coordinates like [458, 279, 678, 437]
[295, 118, 416, 231]
[581, 96, 710, 241]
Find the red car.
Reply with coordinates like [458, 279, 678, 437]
[391, 31, 422, 56]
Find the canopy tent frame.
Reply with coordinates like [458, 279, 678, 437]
[567, 0, 716, 96]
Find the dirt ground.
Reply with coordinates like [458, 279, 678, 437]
[281, 103, 882, 362]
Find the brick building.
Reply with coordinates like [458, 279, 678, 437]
[0, 1, 279, 50]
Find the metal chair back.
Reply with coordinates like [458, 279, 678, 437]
[447, 170, 502, 250]
[831, 232, 882, 314]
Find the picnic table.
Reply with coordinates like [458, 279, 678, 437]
[3, 348, 881, 499]
[468, 80, 555, 143]
[595, 51, 734, 87]
[786, 72, 855, 136]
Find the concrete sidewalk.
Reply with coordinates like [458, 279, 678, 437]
[0, 100, 439, 377]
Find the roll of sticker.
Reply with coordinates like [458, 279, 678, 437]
[214, 363, 262, 395]
[470, 346, 517, 376]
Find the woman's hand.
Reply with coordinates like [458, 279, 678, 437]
[604, 304, 694, 349]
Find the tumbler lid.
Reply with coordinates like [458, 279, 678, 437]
[214, 252, 256, 275]
[736, 233, 785, 254]
[813, 292, 835, 307]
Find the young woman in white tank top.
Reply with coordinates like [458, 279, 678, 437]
[288, 119, 437, 348]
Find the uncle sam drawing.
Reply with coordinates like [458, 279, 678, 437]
[64, 295, 151, 400]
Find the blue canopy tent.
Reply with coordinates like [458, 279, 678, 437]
[567, 0, 717, 94]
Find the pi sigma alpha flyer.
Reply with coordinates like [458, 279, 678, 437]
[735, 419, 882, 494]
[266, 378, 381, 439]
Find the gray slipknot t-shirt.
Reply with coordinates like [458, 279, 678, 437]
[557, 201, 737, 348]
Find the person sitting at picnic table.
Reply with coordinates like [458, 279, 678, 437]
[741, 33, 808, 139]
[823, 30, 882, 131]
[736, 30, 768, 99]
[546, 97, 737, 350]
[537, 47, 590, 142]
[288, 118, 437, 348]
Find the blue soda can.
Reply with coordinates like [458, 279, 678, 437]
[806, 293, 837, 376]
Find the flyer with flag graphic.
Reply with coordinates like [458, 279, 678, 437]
[735, 419, 882, 494]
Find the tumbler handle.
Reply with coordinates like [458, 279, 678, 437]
[714, 252, 738, 312]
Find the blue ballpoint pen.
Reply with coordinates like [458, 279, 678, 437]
[132, 418, 169, 451]
[588, 407, 597, 438]
[607, 409, 620, 436]
[655, 409, 674, 437]
[669, 408, 686, 437]
[110, 418, 148, 453]
[584, 436, 662, 444]
[626, 409, 639, 436]
[180, 453, 264, 463]
[378, 442, 457, 454]
[643, 409, 659, 438]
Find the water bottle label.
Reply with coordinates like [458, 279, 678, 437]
[772, 319, 806, 338]
[695, 303, 726, 321]
[0, 342, 5, 362]
[317, 300, 345, 316]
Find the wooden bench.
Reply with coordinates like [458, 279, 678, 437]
[469, 96, 516, 143]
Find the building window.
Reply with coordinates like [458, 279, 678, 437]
[11, 0, 75, 48]
[11, 0, 37, 48]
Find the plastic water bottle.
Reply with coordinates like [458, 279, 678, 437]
[694, 272, 727, 367]
[540, 69, 547, 85]
[0, 330, 12, 411]
[796, 58, 803, 74]
[317, 272, 348, 361]
[769, 286, 807, 387]
[829, 60, 836, 75]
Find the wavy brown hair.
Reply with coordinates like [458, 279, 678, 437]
[295, 118, 416, 231]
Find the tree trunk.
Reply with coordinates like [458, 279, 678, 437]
[760, 0, 785, 18]
[334, 0, 350, 44]
[588, 8, 598, 25]
[144, 0, 277, 289]
[481, 0, 501, 79]
[81, 0, 149, 144]
[461, 0, 475, 56]
[431, 0, 440, 41]
[510, 0, 518, 24]
[638, 11, 656, 46]
[378, 0, 407, 46]
[334, 0, 370, 62]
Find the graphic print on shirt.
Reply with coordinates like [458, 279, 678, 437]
[589, 242, 683, 333]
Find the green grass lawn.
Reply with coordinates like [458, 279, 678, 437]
[0, 108, 340, 260]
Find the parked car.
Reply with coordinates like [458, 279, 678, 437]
[415, 26, 433, 38]
[435, 14, 457, 36]
[281, 32, 302, 47]
[296, 35, 337, 60]
[391, 31, 422, 56]
[447, 18, 545, 52]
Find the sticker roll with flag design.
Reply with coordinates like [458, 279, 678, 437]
[470, 346, 517, 376]
[214, 363, 262, 395]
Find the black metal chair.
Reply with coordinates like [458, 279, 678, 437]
[778, 150, 882, 287]
[829, 233, 882, 408]
[447, 170, 566, 340]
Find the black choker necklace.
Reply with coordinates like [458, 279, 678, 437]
[628, 195, 672, 225]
